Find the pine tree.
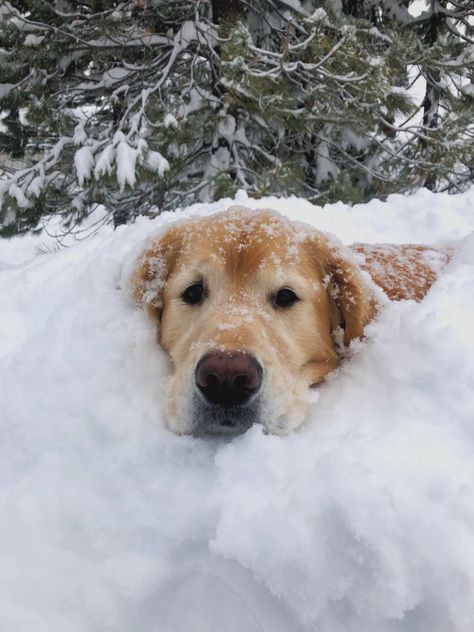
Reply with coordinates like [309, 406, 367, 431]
[409, 0, 474, 191]
[0, 0, 472, 237]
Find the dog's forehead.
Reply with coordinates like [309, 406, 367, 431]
[175, 211, 309, 269]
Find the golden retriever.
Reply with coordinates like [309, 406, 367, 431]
[133, 207, 452, 436]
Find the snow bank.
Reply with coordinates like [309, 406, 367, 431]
[1, 188, 474, 632]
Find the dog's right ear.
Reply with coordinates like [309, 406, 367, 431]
[132, 226, 182, 322]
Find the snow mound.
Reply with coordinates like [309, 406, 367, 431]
[1, 188, 474, 632]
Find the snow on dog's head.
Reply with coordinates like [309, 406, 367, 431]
[132, 207, 376, 436]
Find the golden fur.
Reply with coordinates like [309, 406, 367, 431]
[133, 207, 451, 435]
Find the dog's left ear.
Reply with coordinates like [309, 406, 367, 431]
[132, 226, 182, 322]
[306, 232, 376, 345]
[323, 240, 376, 345]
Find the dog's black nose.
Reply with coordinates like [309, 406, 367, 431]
[195, 351, 262, 407]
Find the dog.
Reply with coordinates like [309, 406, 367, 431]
[132, 207, 452, 436]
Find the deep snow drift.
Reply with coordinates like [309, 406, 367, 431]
[1, 188, 474, 632]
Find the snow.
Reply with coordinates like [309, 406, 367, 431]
[115, 132, 137, 190]
[23, 34, 45, 46]
[1, 188, 474, 632]
[74, 146, 94, 186]
[461, 83, 474, 97]
[94, 144, 116, 179]
[408, 1, 427, 17]
[0, 83, 15, 98]
[145, 150, 170, 177]
[0, 110, 7, 134]
[7, 182, 29, 208]
[72, 121, 87, 146]
[26, 173, 45, 198]
[102, 66, 131, 88]
[163, 113, 178, 128]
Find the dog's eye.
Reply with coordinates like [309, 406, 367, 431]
[181, 283, 204, 305]
[273, 287, 300, 309]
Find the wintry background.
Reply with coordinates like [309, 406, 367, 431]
[1, 2, 474, 632]
[0, 0, 473, 234]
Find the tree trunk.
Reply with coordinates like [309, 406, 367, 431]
[342, 0, 365, 18]
[208, 0, 244, 196]
[211, 0, 241, 26]
[421, 2, 445, 190]
[342, 0, 379, 24]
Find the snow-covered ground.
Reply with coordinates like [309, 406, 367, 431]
[1, 188, 474, 632]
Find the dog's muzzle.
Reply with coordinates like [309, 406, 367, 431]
[192, 351, 262, 436]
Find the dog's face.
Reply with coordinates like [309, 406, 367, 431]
[133, 208, 375, 436]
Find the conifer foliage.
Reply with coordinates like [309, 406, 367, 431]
[0, 0, 472, 235]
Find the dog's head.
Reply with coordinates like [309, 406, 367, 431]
[133, 207, 375, 436]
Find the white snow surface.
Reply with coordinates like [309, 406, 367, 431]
[1, 188, 474, 632]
